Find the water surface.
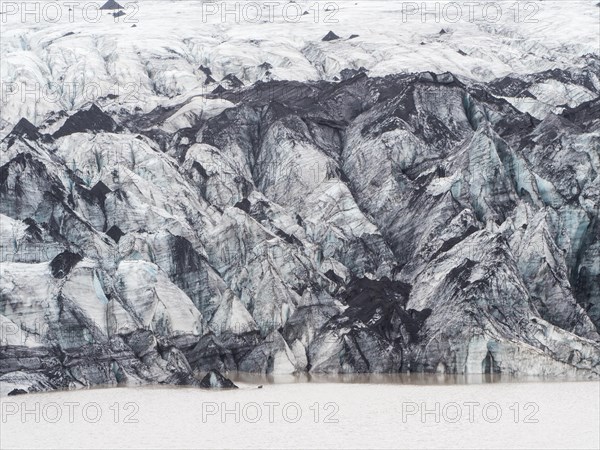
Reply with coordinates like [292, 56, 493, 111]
[1, 376, 598, 449]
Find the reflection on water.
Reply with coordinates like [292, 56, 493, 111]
[227, 371, 593, 386]
[1, 372, 592, 399]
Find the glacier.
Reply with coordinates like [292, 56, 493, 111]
[0, 0, 599, 394]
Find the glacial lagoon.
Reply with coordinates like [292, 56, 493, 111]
[1, 375, 598, 449]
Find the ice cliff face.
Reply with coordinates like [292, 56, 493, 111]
[2, 69, 599, 394]
[1, 1, 599, 394]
